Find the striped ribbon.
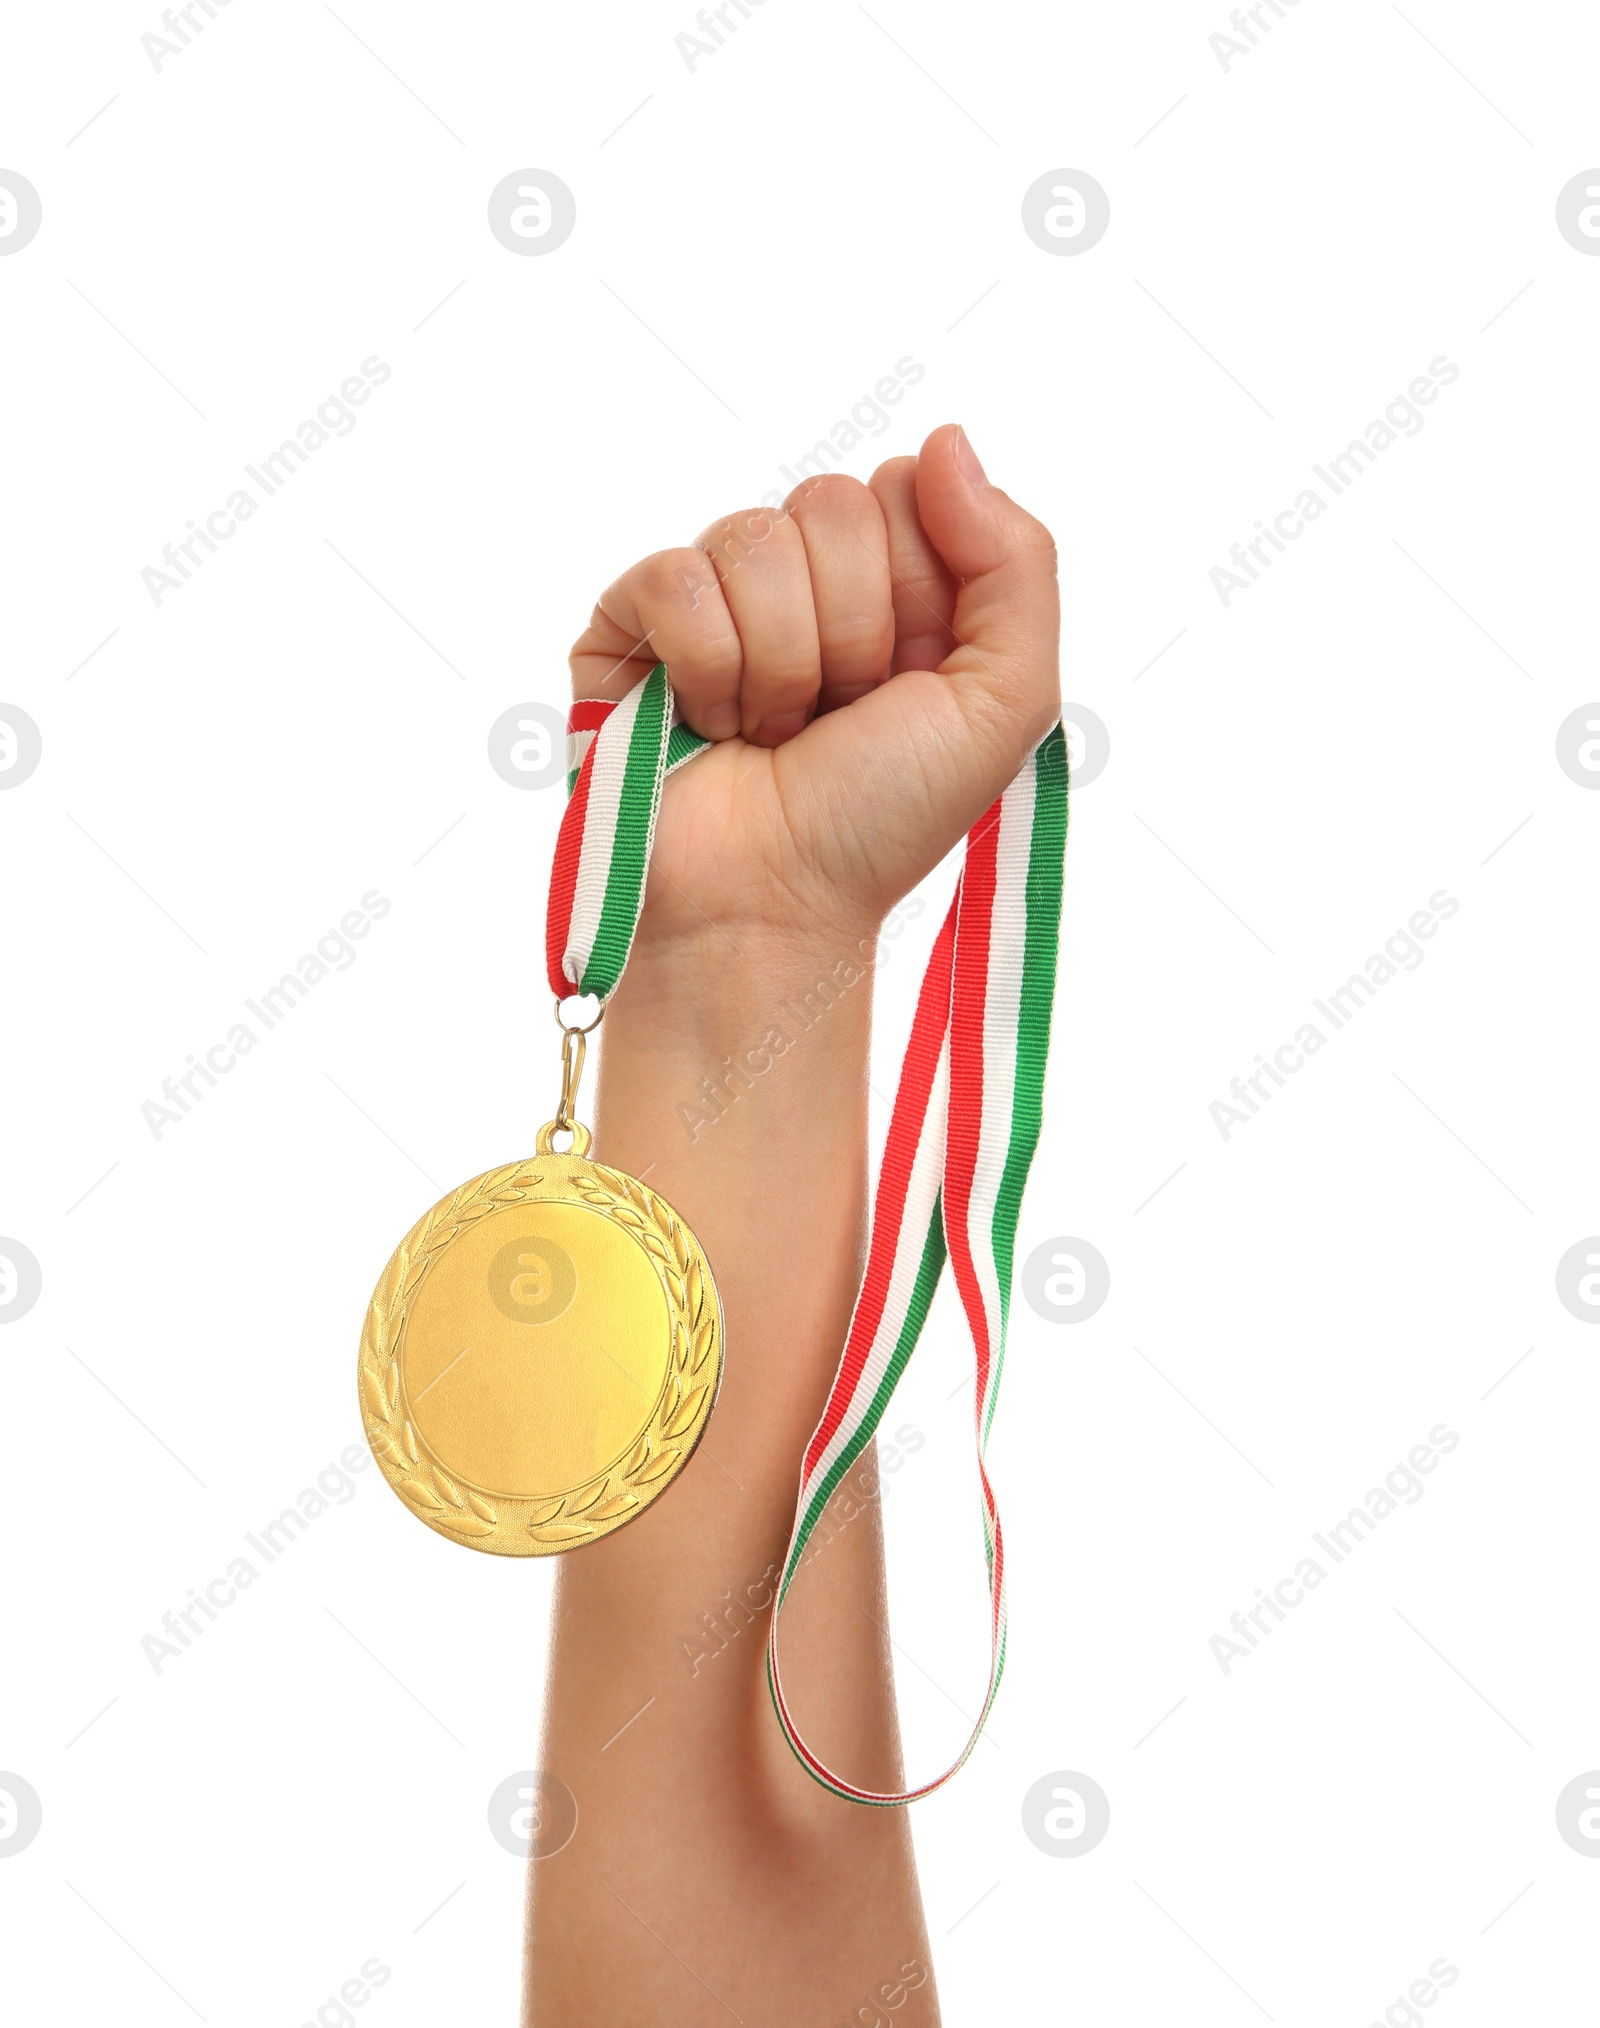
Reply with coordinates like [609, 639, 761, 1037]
[548, 663, 1068, 1804]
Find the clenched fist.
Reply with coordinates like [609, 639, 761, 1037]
[569, 423, 1060, 945]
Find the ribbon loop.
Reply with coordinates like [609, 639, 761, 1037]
[551, 665, 1068, 1803]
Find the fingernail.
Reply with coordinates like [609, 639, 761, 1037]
[895, 634, 948, 675]
[702, 700, 741, 739]
[955, 426, 988, 488]
[754, 709, 808, 746]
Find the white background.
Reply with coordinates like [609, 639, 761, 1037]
[2, 0, 1598, 2021]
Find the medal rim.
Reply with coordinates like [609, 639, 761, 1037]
[359, 1153, 723, 1558]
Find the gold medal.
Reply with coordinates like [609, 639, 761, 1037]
[358, 1019, 723, 1555]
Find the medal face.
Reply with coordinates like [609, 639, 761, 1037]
[359, 1154, 723, 1556]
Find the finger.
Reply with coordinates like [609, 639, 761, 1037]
[911, 423, 1060, 751]
[783, 474, 895, 711]
[868, 456, 957, 676]
[569, 547, 742, 738]
[697, 507, 820, 747]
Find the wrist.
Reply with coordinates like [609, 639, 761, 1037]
[588, 913, 879, 1162]
[611, 912, 885, 1044]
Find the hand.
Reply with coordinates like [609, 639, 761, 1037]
[568, 424, 1060, 949]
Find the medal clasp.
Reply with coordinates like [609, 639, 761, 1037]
[537, 1009, 595, 1155]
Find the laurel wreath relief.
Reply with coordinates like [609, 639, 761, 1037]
[359, 1159, 719, 1554]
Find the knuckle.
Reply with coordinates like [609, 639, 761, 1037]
[787, 471, 871, 517]
[869, 455, 917, 494]
[567, 602, 607, 670]
[681, 641, 745, 693]
[698, 508, 786, 564]
[892, 563, 949, 609]
[637, 546, 717, 611]
[822, 609, 894, 659]
[1007, 505, 1059, 567]
[758, 664, 821, 701]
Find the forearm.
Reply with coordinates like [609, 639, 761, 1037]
[524, 917, 938, 2024]
[589, 918, 879, 1545]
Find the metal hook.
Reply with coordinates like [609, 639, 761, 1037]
[556, 1025, 586, 1132]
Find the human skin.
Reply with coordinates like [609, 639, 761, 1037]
[523, 424, 1060, 2025]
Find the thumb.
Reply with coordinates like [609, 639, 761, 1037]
[912, 423, 1060, 759]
